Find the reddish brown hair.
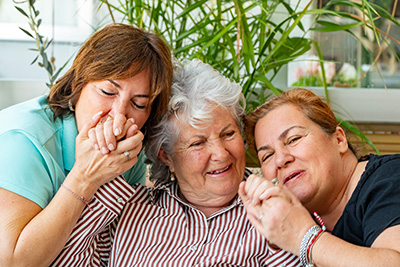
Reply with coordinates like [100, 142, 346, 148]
[244, 88, 355, 154]
[48, 23, 173, 140]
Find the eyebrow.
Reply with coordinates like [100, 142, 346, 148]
[189, 123, 233, 140]
[107, 79, 150, 98]
[256, 125, 305, 153]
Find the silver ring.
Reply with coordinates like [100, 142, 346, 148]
[124, 151, 130, 160]
[259, 213, 264, 222]
[271, 178, 279, 186]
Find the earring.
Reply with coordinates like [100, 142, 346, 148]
[170, 172, 176, 182]
[68, 100, 75, 112]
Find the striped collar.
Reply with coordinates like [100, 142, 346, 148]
[148, 168, 253, 210]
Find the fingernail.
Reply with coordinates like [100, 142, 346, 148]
[101, 147, 108, 154]
[92, 111, 103, 119]
[108, 143, 115, 151]
[94, 144, 99, 150]
[129, 118, 135, 123]
[114, 128, 121, 136]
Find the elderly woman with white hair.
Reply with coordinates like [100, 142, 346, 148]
[51, 59, 300, 266]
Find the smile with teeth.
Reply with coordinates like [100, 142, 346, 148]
[208, 164, 231, 175]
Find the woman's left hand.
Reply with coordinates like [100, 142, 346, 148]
[88, 114, 139, 154]
[239, 176, 315, 255]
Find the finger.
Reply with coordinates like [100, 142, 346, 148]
[126, 123, 139, 139]
[246, 205, 268, 237]
[104, 116, 117, 151]
[239, 181, 252, 206]
[245, 174, 268, 201]
[88, 128, 99, 150]
[120, 118, 135, 139]
[113, 114, 127, 137]
[114, 131, 143, 154]
[260, 186, 296, 204]
[96, 122, 109, 154]
[78, 111, 103, 138]
[238, 181, 247, 199]
[252, 180, 273, 205]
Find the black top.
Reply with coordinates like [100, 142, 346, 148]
[332, 154, 400, 247]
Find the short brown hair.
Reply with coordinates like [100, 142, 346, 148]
[244, 88, 356, 154]
[48, 23, 173, 140]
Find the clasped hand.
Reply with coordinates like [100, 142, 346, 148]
[71, 112, 144, 189]
[238, 174, 315, 255]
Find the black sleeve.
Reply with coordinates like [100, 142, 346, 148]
[359, 156, 400, 246]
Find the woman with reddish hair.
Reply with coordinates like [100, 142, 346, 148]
[0, 23, 173, 266]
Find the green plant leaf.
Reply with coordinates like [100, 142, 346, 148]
[339, 119, 380, 154]
[30, 55, 39, 65]
[14, 6, 29, 18]
[313, 20, 364, 32]
[18, 27, 34, 39]
[189, 16, 239, 60]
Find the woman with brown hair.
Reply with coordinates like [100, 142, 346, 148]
[0, 23, 173, 266]
[239, 88, 400, 266]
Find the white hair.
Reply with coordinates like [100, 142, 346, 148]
[145, 59, 245, 185]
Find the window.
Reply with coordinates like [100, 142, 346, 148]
[0, 0, 94, 109]
[287, 0, 400, 123]
[0, 0, 93, 42]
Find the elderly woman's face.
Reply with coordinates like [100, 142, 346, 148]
[254, 103, 347, 206]
[166, 106, 246, 210]
[74, 69, 152, 132]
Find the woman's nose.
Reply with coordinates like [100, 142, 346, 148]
[110, 99, 130, 117]
[210, 140, 229, 161]
[275, 148, 294, 169]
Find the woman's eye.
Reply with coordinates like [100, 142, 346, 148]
[189, 140, 204, 147]
[101, 89, 115, 96]
[131, 101, 147, 110]
[261, 153, 273, 163]
[224, 130, 235, 138]
[288, 136, 302, 145]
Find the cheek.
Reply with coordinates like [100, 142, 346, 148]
[175, 150, 206, 172]
[261, 165, 274, 179]
[232, 140, 246, 162]
[128, 110, 151, 129]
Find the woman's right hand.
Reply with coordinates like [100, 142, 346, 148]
[66, 112, 144, 198]
[239, 175, 316, 255]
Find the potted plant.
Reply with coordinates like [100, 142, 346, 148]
[15, 0, 400, 164]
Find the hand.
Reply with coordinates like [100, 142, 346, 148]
[239, 174, 275, 206]
[239, 177, 315, 255]
[67, 112, 144, 197]
[88, 114, 139, 154]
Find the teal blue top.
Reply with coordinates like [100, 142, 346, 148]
[0, 95, 147, 209]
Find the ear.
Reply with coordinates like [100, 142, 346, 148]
[334, 126, 348, 153]
[158, 147, 175, 173]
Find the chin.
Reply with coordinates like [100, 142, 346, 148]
[288, 186, 310, 204]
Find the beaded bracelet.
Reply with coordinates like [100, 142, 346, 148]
[313, 211, 326, 231]
[61, 184, 92, 211]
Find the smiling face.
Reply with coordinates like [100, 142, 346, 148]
[254, 104, 347, 206]
[75, 69, 151, 131]
[162, 106, 246, 215]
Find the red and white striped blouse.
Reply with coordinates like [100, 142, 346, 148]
[51, 170, 300, 267]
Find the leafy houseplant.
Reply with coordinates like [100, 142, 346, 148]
[15, 0, 400, 163]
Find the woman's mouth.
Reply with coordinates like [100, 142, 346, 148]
[283, 170, 303, 184]
[207, 164, 232, 175]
